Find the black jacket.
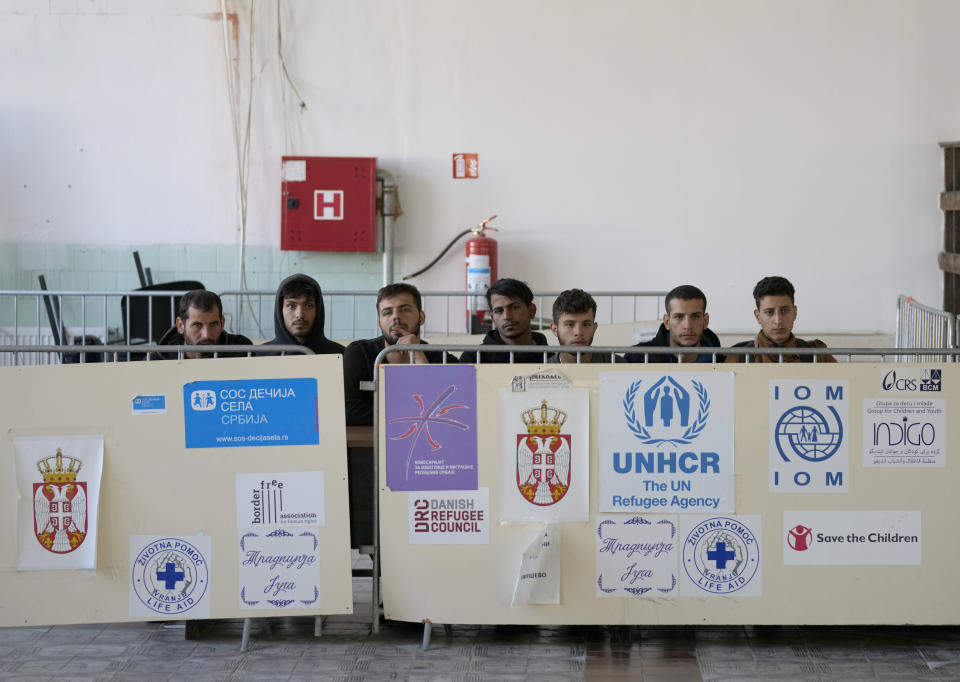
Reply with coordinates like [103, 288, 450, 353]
[625, 324, 722, 363]
[343, 336, 457, 426]
[458, 329, 550, 364]
[149, 326, 253, 360]
[263, 274, 345, 355]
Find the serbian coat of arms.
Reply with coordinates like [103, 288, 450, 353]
[33, 448, 87, 554]
[516, 400, 571, 506]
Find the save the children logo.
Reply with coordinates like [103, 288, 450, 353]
[189, 390, 216, 411]
[623, 376, 710, 446]
[786, 524, 814, 551]
[516, 399, 571, 506]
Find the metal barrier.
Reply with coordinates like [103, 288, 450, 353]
[894, 294, 956, 362]
[366, 342, 958, 636]
[0, 343, 312, 365]
[0, 289, 669, 354]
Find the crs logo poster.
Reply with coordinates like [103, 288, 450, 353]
[770, 380, 848, 493]
[598, 372, 734, 514]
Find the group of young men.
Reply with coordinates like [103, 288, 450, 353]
[157, 273, 833, 427]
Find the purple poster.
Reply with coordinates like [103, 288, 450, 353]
[384, 365, 478, 491]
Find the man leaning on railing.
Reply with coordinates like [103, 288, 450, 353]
[149, 290, 252, 360]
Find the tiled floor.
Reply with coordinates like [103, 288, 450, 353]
[2, 556, 959, 681]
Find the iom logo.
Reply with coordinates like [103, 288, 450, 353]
[774, 405, 843, 463]
[623, 377, 709, 446]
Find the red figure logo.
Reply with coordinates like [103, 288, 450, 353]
[787, 524, 813, 551]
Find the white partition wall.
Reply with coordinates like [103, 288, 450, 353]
[0, 355, 352, 626]
[380, 363, 955, 624]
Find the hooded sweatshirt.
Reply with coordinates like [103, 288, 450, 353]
[625, 323, 722, 363]
[264, 274, 345, 355]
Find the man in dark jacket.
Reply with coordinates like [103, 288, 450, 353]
[546, 288, 624, 364]
[626, 284, 721, 363]
[344, 283, 455, 426]
[150, 290, 252, 360]
[725, 276, 836, 363]
[264, 274, 345, 355]
[459, 278, 550, 364]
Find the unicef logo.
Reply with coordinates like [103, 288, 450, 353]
[774, 405, 843, 463]
[623, 376, 709, 446]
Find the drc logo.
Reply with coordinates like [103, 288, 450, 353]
[786, 524, 813, 551]
[623, 376, 709, 446]
[770, 380, 848, 493]
[189, 390, 216, 411]
[680, 516, 761, 596]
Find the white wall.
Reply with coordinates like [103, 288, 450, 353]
[2, 0, 958, 332]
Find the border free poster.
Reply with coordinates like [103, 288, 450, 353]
[14, 435, 104, 570]
[384, 365, 478, 491]
[498, 388, 590, 522]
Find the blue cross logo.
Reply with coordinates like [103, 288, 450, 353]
[156, 562, 185, 589]
[707, 542, 736, 569]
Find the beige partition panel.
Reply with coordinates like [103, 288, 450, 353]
[381, 363, 957, 624]
[0, 355, 352, 627]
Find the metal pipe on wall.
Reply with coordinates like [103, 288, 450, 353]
[378, 169, 399, 286]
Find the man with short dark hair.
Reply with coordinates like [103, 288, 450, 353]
[151, 290, 252, 359]
[458, 278, 549, 364]
[264, 274, 345, 355]
[343, 283, 456, 426]
[725, 276, 835, 363]
[547, 288, 623, 363]
[626, 285, 721, 363]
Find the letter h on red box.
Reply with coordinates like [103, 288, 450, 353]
[314, 190, 344, 220]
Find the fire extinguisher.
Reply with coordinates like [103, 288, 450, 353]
[403, 215, 499, 332]
[465, 216, 498, 327]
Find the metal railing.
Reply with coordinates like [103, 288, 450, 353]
[0, 344, 311, 365]
[894, 294, 956, 362]
[0, 289, 669, 349]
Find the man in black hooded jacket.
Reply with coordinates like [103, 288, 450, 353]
[264, 274, 345, 355]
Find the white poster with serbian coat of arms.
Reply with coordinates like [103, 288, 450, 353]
[598, 372, 735, 514]
[14, 435, 104, 570]
[498, 388, 590, 522]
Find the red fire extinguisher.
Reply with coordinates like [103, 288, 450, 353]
[403, 214, 500, 332]
[465, 215, 498, 327]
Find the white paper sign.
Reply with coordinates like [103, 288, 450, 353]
[596, 515, 678, 597]
[512, 525, 561, 605]
[235, 472, 325, 528]
[783, 510, 921, 565]
[14, 435, 104, 571]
[770, 379, 849, 493]
[598, 372, 735, 514]
[130, 535, 211, 618]
[409, 489, 490, 544]
[238, 528, 322, 609]
[498, 388, 590, 522]
[679, 515, 762, 597]
[863, 398, 945, 467]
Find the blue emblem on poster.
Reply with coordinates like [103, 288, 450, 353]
[183, 378, 319, 448]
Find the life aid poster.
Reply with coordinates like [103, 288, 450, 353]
[498, 388, 590, 522]
[14, 435, 104, 570]
[598, 372, 735, 514]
